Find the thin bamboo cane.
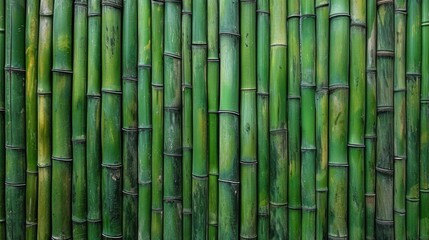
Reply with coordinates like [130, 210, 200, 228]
[0, 0, 5, 238]
[101, 0, 123, 238]
[192, 0, 208, 238]
[300, 0, 316, 238]
[375, 0, 394, 238]
[365, 0, 377, 238]
[37, 0, 53, 237]
[315, 0, 329, 238]
[328, 0, 350, 238]
[218, 0, 240, 237]
[269, 0, 288, 238]
[406, 0, 422, 238]
[51, 0, 73, 238]
[137, 0, 152, 238]
[87, 0, 102, 238]
[72, 0, 88, 237]
[25, 0, 39, 238]
[348, 1, 366, 239]
[394, 0, 406, 238]
[5, 0, 26, 238]
[256, 0, 269, 237]
[122, 0, 138, 237]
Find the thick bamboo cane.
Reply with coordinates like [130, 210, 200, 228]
[0, 0, 5, 237]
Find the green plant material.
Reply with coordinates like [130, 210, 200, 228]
[0, 0, 5, 237]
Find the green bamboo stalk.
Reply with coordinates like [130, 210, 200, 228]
[122, 0, 138, 237]
[137, 0, 152, 238]
[192, 0, 207, 238]
[218, 0, 240, 237]
[365, 0, 376, 238]
[51, 0, 73, 238]
[101, 0, 122, 238]
[421, 0, 429, 238]
[207, 0, 219, 238]
[164, 0, 182, 238]
[328, 0, 349, 238]
[37, 0, 53, 237]
[240, 0, 257, 238]
[406, 0, 422, 238]
[181, 0, 192, 237]
[0, 0, 5, 237]
[87, 0, 102, 237]
[348, 1, 365, 239]
[269, 0, 288, 238]
[375, 0, 394, 238]
[315, 0, 328, 238]
[151, 1, 164, 238]
[256, 0, 269, 237]
[72, 0, 88, 238]
[394, 0, 406, 238]
[25, 0, 39, 238]
[5, 0, 26, 238]
[300, 0, 316, 238]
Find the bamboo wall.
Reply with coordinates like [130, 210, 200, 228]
[0, 0, 428, 239]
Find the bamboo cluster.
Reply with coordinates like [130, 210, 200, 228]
[1, 0, 429, 239]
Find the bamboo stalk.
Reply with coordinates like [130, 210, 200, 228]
[164, 0, 183, 238]
[365, 0, 376, 238]
[101, 0, 123, 238]
[37, 0, 53, 237]
[0, 0, 5, 238]
[25, 0, 39, 238]
[394, 0, 406, 238]
[256, 0, 269, 237]
[122, 0, 138, 237]
[87, 0, 102, 237]
[375, 0, 394, 238]
[348, 1, 366, 239]
[137, 0, 152, 238]
[300, 0, 316, 238]
[207, 0, 219, 238]
[269, 0, 288, 238]
[315, 0, 328, 238]
[328, 0, 350, 238]
[5, 0, 26, 238]
[72, 0, 88, 237]
[218, 0, 240, 237]
[240, 0, 257, 238]
[192, 0, 207, 238]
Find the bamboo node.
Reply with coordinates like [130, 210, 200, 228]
[122, 189, 138, 196]
[287, 13, 300, 20]
[347, 143, 365, 148]
[87, 218, 102, 223]
[164, 51, 182, 59]
[301, 14, 316, 19]
[270, 43, 287, 47]
[219, 31, 240, 38]
[138, 126, 153, 131]
[26, 221, 37, 228]
[37, 163, 52, 168]
[5, 145, 25, 150]
[74, 1, 88, 7]
[329, 13, 350, 19]
[218, 110, 240, 116]
[122, 127, 138, 132]
[182, 10, 192, 15]
[183, 209, 192, 215]
[328, 162, 349, 167]
[302, 206, 317, 212]
[101, 0, 123, 9]
[26, 170, 38, 174]
[269, 201, 288, 207]
[101, 163, 122, 169]
[405, 197, 419, 202]
[241, 87, 257, 91]
[122, 76, 138, 82]
[239, 234, 258, 239]
[163, 151, 183, 157]
[375, 218, 394, 225]
[52, 68, 73, 74]
[218, 178, 240, 184]
[240, 160, 257, 165]
[101, 233, 123, 239]
[395, 9, 407, 15]
[328, 235, 347, 240]
[72, 216, 87, 224]
[4, 66, 26, 73]
[377, 0, 394, 6]
[151, 83, 164, 89]
[376, 50, 395, 58]
[376, 106, 393, 113]
[101, 89, 122, 95]
[256, 10, 270, 15]
[51, 156, 73, 162]
[288, 205, 302, 210]
[207, 58, 220, 62]
[192, 173, 209, 179]
[375, 167, 393, 175]
[315, 2, 329, 9]
[138, 64, 152, 68]
[163, 196, 182, 202]
[350, 22, 366, 29]
[138, 180, 152, 185]
[88, 13, 101, 17]
[4, 182, 26, 187]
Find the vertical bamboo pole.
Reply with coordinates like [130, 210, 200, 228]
[0, 0, 5, 237]
[5, 0, 26, 238]
[25, 0, 39, 238]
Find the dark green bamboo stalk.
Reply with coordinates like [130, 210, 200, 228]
[348, 1, 365, 239]
[181, 0, 192, 237]
[101, 0, 122, 238]
[37, 0, 53, 237]
[218, 0, 240, 237]
[365, 0, 376, 238]
[269, 0, 288, 238]
[25, 0, 39, 238]
[300, 0, 316, 238]
[137, 0, 152, 238]
[406, 0, 422, 238]
[151, 1, 164, 238]
[375, 0, 394, 238]
[122, 0, 138, 237]
[315, 0, 328, 238]
[421, 0, 429, 238]
[164, 0, 182, 238]
[72, 0, 88, 238]
[240, 0, 257, 238]
[256, 0, 269, 237]
[394, 0, 406, 238]
[51, 0, 73, 238]
[5, 0, 26, 238]
[328, 0, 349, 238]
[192, 0, 207, 239]
[207, 0, 219, 238]
[0, 0, 5, 238]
